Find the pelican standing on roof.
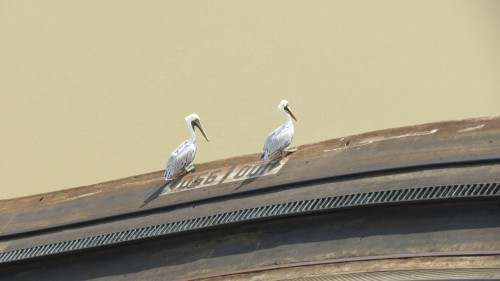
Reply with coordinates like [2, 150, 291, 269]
[164, 114, 209, 180]
[261, 100, 298, 161]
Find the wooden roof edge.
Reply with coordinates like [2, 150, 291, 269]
[2, 115, 498, 204]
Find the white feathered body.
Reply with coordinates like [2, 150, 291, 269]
[164, 140, 196, 179]
[261, 123, 294, 160]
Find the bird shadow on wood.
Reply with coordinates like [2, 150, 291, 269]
[140, 173, 187, 208]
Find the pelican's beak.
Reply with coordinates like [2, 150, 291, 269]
[284, 106, 298, 122]
[192, 119, 210, 142]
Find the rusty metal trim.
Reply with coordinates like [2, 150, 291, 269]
[188, 250, 500, 281]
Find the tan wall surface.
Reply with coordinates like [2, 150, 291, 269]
[1, 1, 499, 199]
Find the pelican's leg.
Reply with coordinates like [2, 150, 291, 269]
[284, 148, 297, 153]
[184, 163, 195, 173]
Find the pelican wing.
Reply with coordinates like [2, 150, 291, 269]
[164, 140, 196, 179]
[261, 124, 294, 160]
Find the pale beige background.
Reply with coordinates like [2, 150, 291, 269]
[1, 1, 499, 199]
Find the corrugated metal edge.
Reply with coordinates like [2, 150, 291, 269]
[285, 268, 500, 281]
[1, 182, 499, 265]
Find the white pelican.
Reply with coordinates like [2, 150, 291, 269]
[261, 100, 298, 160]
[164, 114, 209, 180]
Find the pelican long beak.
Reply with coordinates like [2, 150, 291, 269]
[284, 106, 298, 121]
[192, 119, 210, 141]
